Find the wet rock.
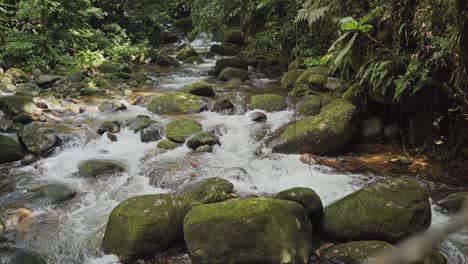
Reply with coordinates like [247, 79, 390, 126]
[281, 69, 306, 91]
[322, 241, 396, 264]
[99, 101, 127, 113]
[201, 192, 231, 204]
[269, 99, 358, 155]
[98, 121, 121, 135]
[297, 94, 333, 116]
[321, 177, 431, 243]
[18, 123, 58, 155]
[105, 132, 118, 142]
[140, 123, 164, 143]
[5, 68, 30, 83]
[219, 67, 248, 81]
[0, 134, 25, 164]
[157, 139, 180, 150]
[78, 159, 127, 177]
[184, 56, 204, 64]
[147, 92, 206, 115]
[157, 53, 180, 67]
[1, 96, 37, 117]
[274, 187, 323, 226]
[5, 208, 31, 230]
[27, 183, 77, 205]
[296, 67, 329, 85]
[251, 111, 267, 122]
[181, 177, 234, 202]
[250, 94, 287, 112]
[184, 198, 313, 264]
[12, 113, 33, 124]
[186, 131, 219, 150]
[21, 154, 40, 165]
[127, 115, 152, 132]
[195, 145, 213, 153]
[210, 43, 240, 56]
[361, 117, 384, 142]
[212, 98, 235, 113]
[103, 194, 197, 263]
[35, 74, 61, 88]
[224, 29, 245, 45]
[184, 82, 216, 97]
[384, 124, 400, 141]
[437, 192, 468, 213]
[214, 58, 248, 76]
[0, 83, 17, 93]
[176, 46, 198, 61]
[166, 118, 202, 143]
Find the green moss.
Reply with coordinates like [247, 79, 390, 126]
[98, 121, 121, 135]
[214, 58, 248, 75]
[196, 145, 213, 153]
[342, 83, 367, 112]
[210, 43, 240, 56]
[184, 82, 215, 97]
[18, 123, 58, 154]
[219, 67, 248, 81]
[186, 131, 219, 150]
[176, 46, 198, 61]
[281, 69, 306, 91]
[183, 198, 313, 264]
[212, 98, 235, 113]
[201, 192, 231, 204]
[307, 74, 328, 91]
[250, 94, 287, 112]
[321, 177, 431, 243]
[0, 134, 25, 164]
[157, 139, 180, 150]
[1, 96, 37, 116]
[274, 187, 323, 225]
[224, 29, 245, 45]
[182, 177, 234, 202]
[103, 194, 197, 262]
[147, 92, 206, 115]
[288, 59, 306, 71]
[78, 159, 127, 177]
[323, 241, 396, 264]
[166, 118, 202, 143]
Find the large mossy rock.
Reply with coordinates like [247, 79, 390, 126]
[166, 118, 202, 143]
[18, 123, 58, 155]
[186, 131, 219, 150]
[103, 194, 197, 263]
[1, 96, 37, 117]
[296, 94, 333, 116]
[210, 43, 240, 56]
[269, 99, 357, 155]
[0, 134, 25, 164]
[322, 241, 396, 264]
[437, 192, 468, 213]
[250, 94, 287, 112]
[281, 69, 306, 91]
[78, 159, 127, 177]
[157, 139, 180, 150]
[219, 67, 248, 81]
[214, 58, 248, 76]
[274, 187, 323, 226]
[181, 177, 233, 202]
[184, 82, 215, 97]
[147, 92, 206, 115]
[223, 29, 245, 46]
[176, 46, 198, 61]
[184, 198, 313, 264]
[321, 177, 431, 243]
[156, 53, 180, 67]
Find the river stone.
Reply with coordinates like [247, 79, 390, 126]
[210, 43, 240, 56]
[1, 96, 37, 117]
[185, 56, 205, 64]
[269, 99, 357, 155]
[99, 101, 127, 113]
[224, 29, 245, 46]
[103, 194, 197, 263]
[181, 177, 234, 202]
[437, 192, 468, 213]
[21, 154, 40, 165]
[321, 177, 431, 243]
[296, 94, 333, 116]
[196, 145, 213, 153]
[157, 53, 179, 67]
[98, 121, 121, 135]
[5, 68, 30, 83]
[212, 98, 235, 113]
[281, 69, 306, 91]
[28, 184, 77, 205]
[0, 134, 25, 164]
[12, 112, 33, 124]
[157, 139, 180, 150]
[250, 94, 287, 112]
[201, 192, 231, 204]
[184, 82, 215, 97]
[18, 123, 58, 155]
[219, 67, 248, 81]
[322, 241, 396, 264]
[176, 46, 198, 61]
[147, 92, 206, 115]
[186, 131, 219, 150]
[251, 111, 267, 122]
[35, 74, 61, 88]
[184, 198, 313, 264]
[140, 123, 164, 143]
[127, 115, 152, 132]
[274, 187, 323, 226]
[296, 67, 329, 85]
[78, 159, 127, 177]
[214, 58, 248, 76]
[361, 117, 384, 142]
[166, 118, 202, 143]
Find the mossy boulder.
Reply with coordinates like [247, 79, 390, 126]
[98, 63, 121, 73]
[274, 187, 323, 226]
[281, 69, 306, 91]
[0, 134, 25, 164]
[18, 123, 58, 155]
[437, 192, 468, 213]
[176, 46, 198, 61]
[140, 123, 164, 143]
[157, 53, 180, 67]
[296, 94, 333, 116]
[78, 159, 127, 177]
[288, 59, 306, 70]
[98, 121, 121, 135]
[361, 117, 384, 142]
[5, 68, 30, 83]
[321, 177, 431, 243]
[1, 96, 37, 117]
[250, 94, 287, 112]
[28, 183, 77, 205]
[219, 67, 248, 82]
[323, 241, 396, 264]
[296, 68, 329, 89]
[127, 115, 152, 132]
[166, 118, 202, 143]
[269, 99, 357, 155]
[342, 83, 367, 113]
[184, 198, 313, 264]
[103, 194, 197, 263]
[223, 29, 245, 45]
[35, 74, 61, 88]
[12, 113, 33, 124]
[157, 139, 180, 150]
[181, 177, 234, 202]
[186, 131, 219, 150]
[210, 43, 240, 56]
[147, 92, 206, 115]
[212, 98, 235, 113]
[99, 101, 127, 112]
[184, 82, 216, 97]
[185, 56, 205, 64]
[196, 145, 213, 153]
[201, 192, 231, 204]
[214, 58, 248, 76]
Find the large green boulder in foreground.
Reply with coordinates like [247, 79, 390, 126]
[184, 198, 313, 264]
[78, 159, 127, 177]
[274, 187, 323, 226]
[250, 94, 287, 112]
[1, 95, 37, 116]
[103, 194, 197, 263]
[281, 69, 306, 91]
[181, 177, 233, 202]
[147, 92, 206, 115]
[322, 241, 396, 264]
[0, 134, 25, 164]
[166, 118, 202, 143]
[321, 177, 431, 243]
[269, 99, 357, 155]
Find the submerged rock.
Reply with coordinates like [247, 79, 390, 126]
[181, 177, 233, 202]
[250, 94, 287, 112]
[0, 135, 25, 164]
[274, 187, 323, 226]
[322, 241, 396, 264]
[184, 82, 216, 97]
[195, 145, 213, 153]
[78, 159, 127, 177]
[103, 194, 197, 263]
[147, 92, 206, 115]
[166, 118, 202, 143]
[186, 131, 219, 150]
[184, 198, 313, 264]
[321, 177, 431, 243]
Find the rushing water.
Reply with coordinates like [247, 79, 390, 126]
[1, 39, 466, 264]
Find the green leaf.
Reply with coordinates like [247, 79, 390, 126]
[340, 17, 358, 31]
[359, 24, 373, 33]
[333, 33, 358, 68]
[359, 6, 383, 26]
[328, 32, 351, 52]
